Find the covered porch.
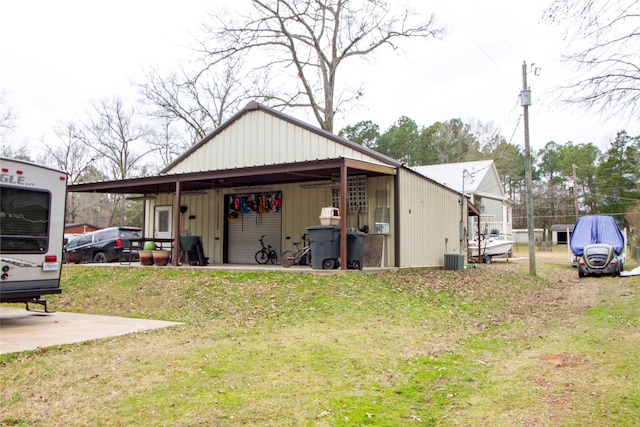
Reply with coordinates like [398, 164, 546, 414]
[68, 157, 398, 270]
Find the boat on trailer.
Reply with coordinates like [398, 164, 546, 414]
[468, 232, 514, 264]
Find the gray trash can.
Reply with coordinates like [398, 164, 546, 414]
[306, 225, 340, 269]
[347, 231, 366, 270]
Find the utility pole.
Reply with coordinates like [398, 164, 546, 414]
[521, 62, 536, 276]
[572, 164, 579, 220]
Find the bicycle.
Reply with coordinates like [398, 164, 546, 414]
[281, 235, 311, 267]
[255, 235, 278, 264]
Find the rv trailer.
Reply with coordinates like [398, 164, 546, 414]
[1, 157, 67, 311]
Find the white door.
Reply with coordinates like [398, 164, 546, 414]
[154, 206, 172, 239]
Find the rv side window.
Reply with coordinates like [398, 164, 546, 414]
[0, 186, 51, 253]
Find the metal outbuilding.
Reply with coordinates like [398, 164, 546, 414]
[68, 102, 466, 269]
[413, 160, 514, 238]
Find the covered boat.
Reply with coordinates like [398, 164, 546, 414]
[570, 215, 625, 256]
[570, 215, 626, 277]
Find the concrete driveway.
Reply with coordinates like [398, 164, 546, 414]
[0, 306, 182, 354]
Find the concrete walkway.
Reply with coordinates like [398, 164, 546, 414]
[0, 306, 182, 354]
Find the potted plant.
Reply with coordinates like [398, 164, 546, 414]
[152, 249, 170, 266]
[139, 241, 156, 266]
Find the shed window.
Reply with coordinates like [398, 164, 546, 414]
[331, 174, 368, 213]
[157, 210, 170, 233]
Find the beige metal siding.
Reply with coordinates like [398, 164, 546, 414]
[397, 169, 462, 268]
[147, 184, 335, 265]
[145, 175, 397, 267]
[146, 191, 223, 264]
[144, 171, 460, 269]
[165, 110, 386, 174]
[280, 182, 332, 250]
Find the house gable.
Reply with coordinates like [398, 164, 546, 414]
[413, 160, 507, 200]
[475, 163, 506, 199]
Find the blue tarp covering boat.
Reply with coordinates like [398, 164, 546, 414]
[570, 215, 625, 256]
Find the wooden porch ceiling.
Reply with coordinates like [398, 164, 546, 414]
[68, 158, 397, 195]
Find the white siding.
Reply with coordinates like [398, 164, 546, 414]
[477, 168, 504, 196]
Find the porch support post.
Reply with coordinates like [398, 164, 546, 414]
[173, 180, 181, 266]
[340, 163, 348, 270]
[393, 172, 400, 267]
[477, 214, 481, 260]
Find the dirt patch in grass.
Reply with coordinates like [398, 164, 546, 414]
[539, 353, 588, 367]
[440, 252, 638, 426]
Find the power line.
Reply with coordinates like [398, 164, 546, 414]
[471, 0, 523, 60]
[436, 0, 519, 88]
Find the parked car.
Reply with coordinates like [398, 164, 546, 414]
[63, 227, 142, 263]
[570, 215, 626, 278]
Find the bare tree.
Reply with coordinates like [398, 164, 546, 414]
[137, 53, 273, 156]
[466, 119, 505, 157]
[138, 66, 223, 146]
[0, 91, 16, 140]
[545, 0, 640, 117]
[41, 123, 95, 183]
[0, 143, 30, 161]
[78, 97, 154, 181]
[199, 0, 444, 132]
[75, 98, 155, 225]
[38, 122, 109, 224]
[147, 117, 184, 168]
[0, 91, 19, 157]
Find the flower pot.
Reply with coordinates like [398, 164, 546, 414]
[152, 250, 170, 266]
[139, 250, 154, 266]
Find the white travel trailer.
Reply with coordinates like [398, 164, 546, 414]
[0, 158, 67, 311]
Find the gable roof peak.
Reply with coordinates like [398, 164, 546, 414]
[161, 101, 402, 173]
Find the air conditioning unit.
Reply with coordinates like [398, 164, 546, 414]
[444, 254, 465, 271]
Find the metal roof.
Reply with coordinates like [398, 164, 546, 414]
[412, 160, 495, 193]
[68, 158, 396, 194]
[69, 102, 401, 195]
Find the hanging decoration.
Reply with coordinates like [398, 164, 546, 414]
[227, 191, 282, 223]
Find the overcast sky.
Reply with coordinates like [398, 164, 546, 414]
[1, 0, 637, 155]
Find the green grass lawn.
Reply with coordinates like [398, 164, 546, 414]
[1, 253, 639, 426]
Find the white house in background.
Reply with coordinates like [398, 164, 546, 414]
[413, 160, 513, 238]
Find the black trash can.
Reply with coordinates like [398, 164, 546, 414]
[306, 225, 340, 269]
[347, 230, 366, 270]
